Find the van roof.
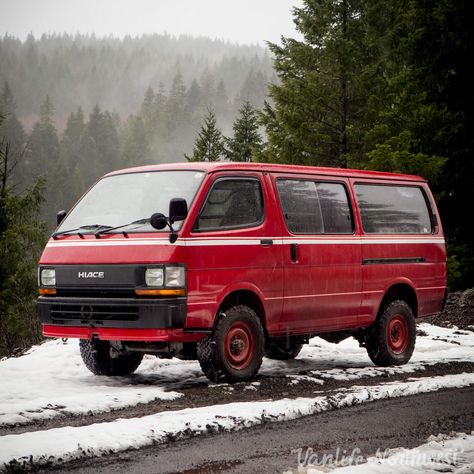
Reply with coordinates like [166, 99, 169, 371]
[106, 161, 426, 182]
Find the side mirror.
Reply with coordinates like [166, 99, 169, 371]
[57, 210, 67, 226]
[150, 213, 168, 230]
[169, 198, 188, 224]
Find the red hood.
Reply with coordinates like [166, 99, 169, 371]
[39, 234, 185, 265]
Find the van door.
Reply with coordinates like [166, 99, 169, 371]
[185, 171, 283, 334]
[272, 174, 362, 334]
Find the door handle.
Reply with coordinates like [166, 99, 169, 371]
[290, 243, 298, 262]
[260, 239, 273, 247]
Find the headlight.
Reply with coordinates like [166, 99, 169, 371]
[145, 268, 164, 287]
[41, 268, 56, 286]
[165, 266, 186, 287]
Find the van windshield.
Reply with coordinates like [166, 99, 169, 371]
[56, 170, 205, 234]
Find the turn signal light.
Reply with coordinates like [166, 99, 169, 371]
[135, 289, 185, 297]
[39, 288, 57, 295]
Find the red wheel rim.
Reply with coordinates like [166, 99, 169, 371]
[224, 322, 254, 369]
[387, 314, 409, 354]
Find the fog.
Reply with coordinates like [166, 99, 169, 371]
[1, 0, 303, 46]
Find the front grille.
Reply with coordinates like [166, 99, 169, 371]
[50, 303, 139, 322]
[56, 288, 136, 298]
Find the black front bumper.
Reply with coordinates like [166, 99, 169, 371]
[37, 296, 187, 329]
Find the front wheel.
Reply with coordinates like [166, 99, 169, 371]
[366, 300, 416, 366]
[197, 305, 265, 383]
[79, 339, 143, 376]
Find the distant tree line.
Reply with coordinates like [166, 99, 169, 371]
[0, 33, 273, 128]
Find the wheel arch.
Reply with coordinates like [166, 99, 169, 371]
[216, 287, 267, 333]
[378, 281, 418, 319]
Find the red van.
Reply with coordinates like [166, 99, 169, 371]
[37, 163, 446, 382]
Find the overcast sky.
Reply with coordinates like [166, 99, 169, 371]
[1, 0, 303, 45]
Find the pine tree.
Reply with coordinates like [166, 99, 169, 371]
[166, 71, 187, 134]
[226, 101, 263, 162]
[185, 109, 225, 162]
[0, 83, 26, 146]
[28, 96, 60, 182]
[121, 115, 150, 167]
[0, 83, 27, 184]
[237, 69, 267, 109]
[199, 67, 215, 109]
[82, 105, 120, 178]
[186, 79, 201, 111]
[59, 107, 86, 207]
[140, 87, 155, 123]
[0, 111, 46, 355]
[260, 0, 386, 168]
[215, 79, 230, 121]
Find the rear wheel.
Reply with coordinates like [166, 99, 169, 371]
[366, 300, 416, 366]
[266, 338, 303, 360]
[79, 339, 143, 376]
[197, 305, 265, 383]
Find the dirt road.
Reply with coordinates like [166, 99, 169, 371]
[42, 387, 474, 474]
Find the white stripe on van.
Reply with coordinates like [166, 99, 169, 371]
[45, 237, 445, 248]
[282, 238, 445, 245]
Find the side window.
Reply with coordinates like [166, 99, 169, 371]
[194, 179, 264, 231]
[355, 184, 432, 234]
[316, 182, 353, 233]
[276, 179, 353, 234]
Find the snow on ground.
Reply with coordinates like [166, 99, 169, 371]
[1, 373, 473, 471]
[293, 432, 474, 474]
[261, 323, 474, 381]
[0, 339, 188, 426]
[0, 323, 472, 426]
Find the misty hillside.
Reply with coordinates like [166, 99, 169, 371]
[0, 33, 274, 129]
[0, 33, 275, 227]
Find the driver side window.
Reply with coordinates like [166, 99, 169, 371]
[194, 178, 264, 231]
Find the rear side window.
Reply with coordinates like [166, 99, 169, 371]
[355, 184, 432, 234]
[194, 179, 264, 231]
[276, 180, 353, 234]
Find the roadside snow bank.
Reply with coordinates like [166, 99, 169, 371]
[1, 373, 473, 471]
[296, 432, 474, 473]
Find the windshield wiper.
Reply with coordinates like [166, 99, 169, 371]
[52, 224, 111, 239]
[94, 218, 150, 238]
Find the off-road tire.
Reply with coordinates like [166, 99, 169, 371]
[197, 305, 265, 383]
[79, 339, 143, 376]
[366, 300, 416, 366]
[265, 339, 303, 360]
